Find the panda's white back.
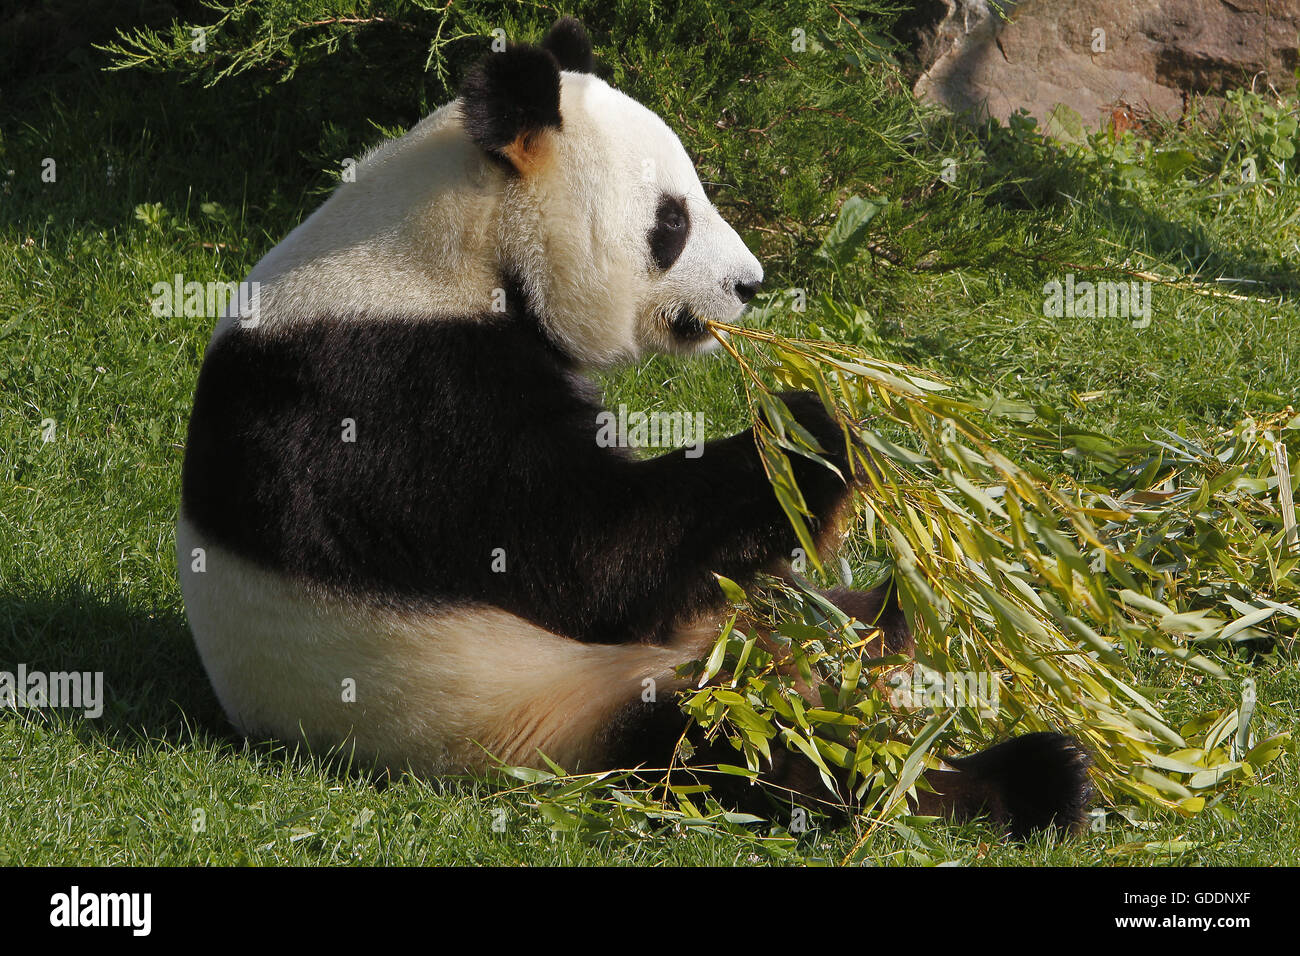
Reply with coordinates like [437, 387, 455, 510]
[211, 102, 503, 342]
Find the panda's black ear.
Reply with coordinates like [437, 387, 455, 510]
[459, 45, 562, 174]
[541, 17, 594, 74]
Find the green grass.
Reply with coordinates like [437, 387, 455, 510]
[1, 1, 1297, 865]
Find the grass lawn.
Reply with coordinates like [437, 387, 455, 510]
[1, 1, 1297, 866]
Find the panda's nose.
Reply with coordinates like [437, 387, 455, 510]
[734, 279, 762, 303]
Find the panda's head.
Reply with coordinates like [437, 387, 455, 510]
[460, 19, 763, 365]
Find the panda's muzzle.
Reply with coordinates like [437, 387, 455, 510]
[669, 305, 708, 340]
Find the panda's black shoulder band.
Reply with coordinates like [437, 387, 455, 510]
[180, 315, 854, 646]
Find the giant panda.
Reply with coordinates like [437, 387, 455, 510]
[177, 18, 1091, 838]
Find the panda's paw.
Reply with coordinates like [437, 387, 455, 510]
[772, 390, 856, 476]
[921, 731, 1094, 840]
[759, 391, 864, 546]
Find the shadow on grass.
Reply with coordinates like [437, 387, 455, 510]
[0, 580, 228, 747]
[0, 1, 458, 244]
[911, 96, 1300, 298]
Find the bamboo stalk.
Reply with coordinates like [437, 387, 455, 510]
[1277, 442, 1298, 555]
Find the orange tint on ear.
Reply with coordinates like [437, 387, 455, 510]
[501, 129, 552, 176]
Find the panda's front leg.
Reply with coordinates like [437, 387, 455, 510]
[627, 389, 864, 635]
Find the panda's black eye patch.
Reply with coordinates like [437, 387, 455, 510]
[648, 193, 690, 270]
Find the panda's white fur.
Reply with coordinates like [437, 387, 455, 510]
[215, 72, 761, 366]
[176, 525, 716, 774]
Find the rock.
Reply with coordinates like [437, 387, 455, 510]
[910, 0, 1300, 134]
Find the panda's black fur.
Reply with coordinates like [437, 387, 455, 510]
[178, 17, 1092, 838]
[538, 17, 598, 74]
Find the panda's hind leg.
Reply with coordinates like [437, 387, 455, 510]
[915, 732, 1094, 839]
[584, 582, 1093, 838]
[787, 580, 1094, 837]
